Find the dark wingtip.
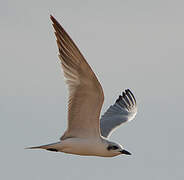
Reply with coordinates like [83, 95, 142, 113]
[116, 95, 122, 103]
[125, 89, 130, 94]
[50, 14, 53, 21]
[50, 15, 57, 24]
[122, 92, 126, 98]
[127, 89, 137, 105]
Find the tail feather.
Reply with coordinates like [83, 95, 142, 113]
[25, 142, 61, 151]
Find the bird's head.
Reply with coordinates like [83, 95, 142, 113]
[106, 141, 131, 156]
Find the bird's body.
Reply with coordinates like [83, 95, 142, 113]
[27, 15, 137, 157]
[30, 136, 126, 157]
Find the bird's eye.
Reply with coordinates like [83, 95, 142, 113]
[112, 146, 119, 150]
[107, 145, 119, 150]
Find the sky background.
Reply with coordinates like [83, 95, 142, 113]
[1, 0, 184, 179]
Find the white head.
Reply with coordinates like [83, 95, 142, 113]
[104, 140, 131, 157]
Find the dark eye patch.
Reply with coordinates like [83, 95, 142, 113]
[107, 145, 119, 151]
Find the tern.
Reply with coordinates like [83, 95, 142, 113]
[27, 15, 137, 157]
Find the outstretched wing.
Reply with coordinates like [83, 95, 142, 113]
[100, 89, 137, 138]
[50, 15, 104, 140]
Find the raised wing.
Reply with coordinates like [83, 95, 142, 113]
[50, 15, 104, 140]
[100, 89, 137, 138]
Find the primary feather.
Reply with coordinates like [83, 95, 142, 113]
[50, 16, 104, 140]
[100, 89, 137, 138]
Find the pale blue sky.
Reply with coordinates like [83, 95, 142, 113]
[1, 0, 184, 179]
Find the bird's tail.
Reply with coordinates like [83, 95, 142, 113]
[25, 142, 61, 152]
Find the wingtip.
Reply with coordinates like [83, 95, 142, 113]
[125, 89, 130, 93]
[50, 14, 55, 23]
[116, 95, 122, 103]
[49, 15, 63, 31]
[122, 92, 126, 98]
[50, 15, 59, 25]
[50, 14, 54, 19]
[125, 89, 137, 105]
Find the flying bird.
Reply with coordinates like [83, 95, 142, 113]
[27, 15, 137, 157]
